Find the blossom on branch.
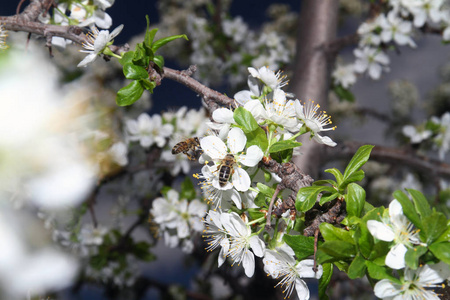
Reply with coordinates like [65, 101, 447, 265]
[77, 24, 124, 67]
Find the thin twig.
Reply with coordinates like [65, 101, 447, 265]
[265, 184, 284, 230]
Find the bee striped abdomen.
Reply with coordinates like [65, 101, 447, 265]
[218, 154, 235, 187]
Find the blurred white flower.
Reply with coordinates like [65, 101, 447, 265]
[126, 113, 173, 148]
[353, 47, 390, 80]
[402, 125, 432, 144]
[380, 11, 416, 47]
[332, 63, 357, 88]
[107, 141, 128, 166]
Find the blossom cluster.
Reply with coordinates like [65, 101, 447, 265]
[333, 0, 450, 88]
[39, 0, 116, 49]
[402, 111, 450, 160]
[150, 189, 207, 253]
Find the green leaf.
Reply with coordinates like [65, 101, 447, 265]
[318, 187, 341, 205]
[269, 140, 302, 153]
[320, 240, 356, 259]
[152, 34, 188, 52]
[233, 107, 260, 133]
[144, 15, 158, 46]
[340, 169, 365, 188]
[318, 192, 339, 205]
[435, 226, 450, 243]
[132, 43, 151, 67]
[320, 223, 355, 244]
[253, 193, 267, 208]
[393, 190, 422, 230]
[429, 242, 450, 264]
[358, 207, 383, 258]
[256, 183, 275, 197]
[334, 85, 355, 102]
[313, 179, 337, 186]
[423, 212, 448, 244]
[365, 261, 400, 283]
[346, 183, 366, 218]
[247, 208, 266, 220]
[140, 78, 156, 92]
[343, 145, 374, 182]
[116, 80, 144, 106]
[283, 235, 315, 261]
[406, 189, 431, 218]
[270, 148, 292, 163]
[325, 168, 343, 186]
[245, 126, 268, 151]
[119, 51, 134, 65]
[123, 63, 149, 80]
[153, 55, 165, 69]
[348, 255, 367, 279]
[180, 176, 196, 200]
[296, 186, 323, 212]
[318, 263, 333, 300]
[405, 246, 428, 269]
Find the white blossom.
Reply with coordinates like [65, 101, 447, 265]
[108, 141, 128, 166]
[77, 24, 124, 67]
[248, 66, 288, 90]
[353, 47, 390, 80]
[332, 63, 357, 88]
[221, 212, 265, 277]
[367, 199, 423, 269]
[263, 248, 323, 300]
[380, 11, 416, 47]
[402, 125, 432, 144]
[200, 127, 263, 192]
[126, 113, 173, 148]
[374, 261, 450, 299]
[294, 100, 337, 147]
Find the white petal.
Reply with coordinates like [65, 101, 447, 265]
[297, 260, 323, 279]
[234, 90, 253, 106]
[248, 76, 260, 96]
[243, 100, 268, 121]
[94, 30, 109, 53]
[218, 239, 229, 267]
[295, 279, 310, 300]
[385, 243, 407, 269]
[230, 189, 242, 209]
[110, 24, 124, 39]
[242, 251, 255, 277]
[200, 136, 227, 160]
[367, 220, 395, 242]
[213, 108, 235, 123]
[232, 167, 251, 192]
[227, 127, 246, 154]
[249, 236, 265, 257]
[374, 279, 402, 298]
[388, 199, 403, 219]
[239, 145, 263, 167]
[418, 262, 450, 285]
[77, 53, 98, 67]
[313, 134, 337, 147]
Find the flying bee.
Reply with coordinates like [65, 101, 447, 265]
[172, 137, 203, 160]
[217, 154, 236, 187]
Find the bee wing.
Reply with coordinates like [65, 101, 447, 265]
[200, 136, 227, 160]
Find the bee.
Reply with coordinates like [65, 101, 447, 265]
[218, 154, 236, 187]
[172, 137, 202, 160]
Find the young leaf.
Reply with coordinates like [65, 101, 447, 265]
[348, 255, 367, 279]
[233, 107, 260, 133]
[406, 188, 431, 218]
[296, 186, 323, 212]
[283, 235, 315, 261]
[343, 145, 374, 182]
[346, 183, 366, 218]
[153, 55, 165, 69]
[123, 63, 149, 80]
[422, 211, 447, 244]
[393, 190, 422, 230]
[119, 51, 135, 65]
[319, 240, 356, 259]
[428, 242, 450, 265]
[325, 168, 343, 186]
[256, 183, 275, 197]
[245, 127, 268, 151]
[435, 226, 450, 243]
[318, 263, 333, 300]
[152, 34, 188, 52]
[116, 80, 144, 106]
[340, 169, 365, 188]
[320, 223, 355, 244]
[405, 246, 428, 269]
[269, 140, 302, 153]
[365, 261, 400, 283]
